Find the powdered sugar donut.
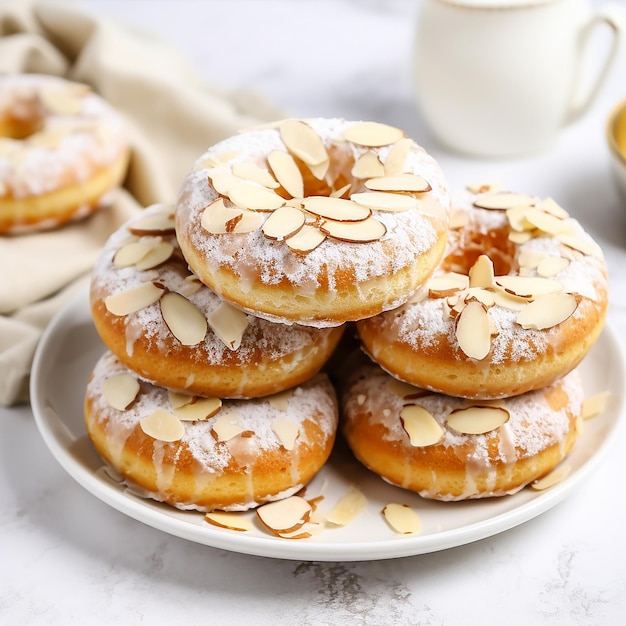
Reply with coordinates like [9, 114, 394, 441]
[0, 74, 129, 233]
[341, 360, 582, 501]
[357, 184, 608, 399]
[175, 118, 450, 327]
[85, 352, 338, 512]
[90, 204, 344, 398]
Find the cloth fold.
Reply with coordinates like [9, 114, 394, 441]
[0, 0, 282, 405]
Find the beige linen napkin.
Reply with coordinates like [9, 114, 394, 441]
[0, 0, 282, 405]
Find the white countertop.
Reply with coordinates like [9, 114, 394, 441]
[2, 1, 626, 624]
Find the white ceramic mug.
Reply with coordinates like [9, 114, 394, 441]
[413, 0, 625, 157]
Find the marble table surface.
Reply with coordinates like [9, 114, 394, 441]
[2, 1, 626, 624]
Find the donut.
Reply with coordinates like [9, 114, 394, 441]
[175, 118, 450, 327]
[341, 360, 582, 501]
[0, 74, 130, 234]
[90, 204, 344, 398]
[357, 184, 608, 399]
[84, 352, 338, 512]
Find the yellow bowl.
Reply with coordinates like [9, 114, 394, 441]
[607, 98, 626, 200]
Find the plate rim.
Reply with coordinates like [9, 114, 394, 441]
[29, 288, 626, 561]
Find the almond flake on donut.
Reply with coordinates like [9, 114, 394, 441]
[530, 463, 571, 491]
[468, 255, 495, 288]
[267, 150, 304, 198]
[268, 389, 293, 411]
[383, 137, 413, 175]
[509, 230, 532, 244]
[466, 181, 502, 195]
[539, 197, 569, 219]
[495, 275, 563, 299]
[201, 198, 244, 234]
[427, 272, 469, 298]
[168, 390, 194, 409]
[180, 274, 204, 296]
[326, 488, 367, 527]
[207, 301, 249, 350]
[301, 196, 371, 222]
[557, 232, 604, 259]
[102, 373, 140, 411]
[104, 282, 165, 316]
[537, 256, 570, 277]
[204, 511, 252, 532]
[40, 86, 84, 115]
[473, 192, 538, 210]
[351, 150, 385, 179]
[160, 291, 208, 345]
[174, 396, 222, 421]
[446, 405, 510, 435]
[522, 208, 571, 236]
[232, 161, 280, 189]
[135, 240, 175, 271]
[518, 248, 546, 270]
[516, 293, 578, 330]
[455, 300, 491, 359]
[262, 205, 307, 240]
[271, 416, 299, 451]
[140, 409, 185, 442]
[227, 181, 286, 212]
[381, 503, 421, 535]
[128, 209, 176, 235]
[387, 378, 429, 399]
[285, 224, 327, 253]
[195, 150, 241, 169]
[207, 168, 240, 195]
[256, 495, 313, 537]
[364, 173, 431, 193]
[319, 216, 386, 242]
[350, 191, 418, 212]
[399, 405, 444, 447]
[279, 119, 329, 167]
[463, 287, 495, 308]
[211, 412, 246, 442]
[329, 182, 352, 198]
[113, 239, 161, 268]
[342, 121, 404, 147]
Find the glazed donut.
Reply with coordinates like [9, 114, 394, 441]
[90, 204, 344, 398]
[175, 118, 450, 327]
[357, 184, 608, 399]
[0, 74, 130, 234]
[84, 352, 338, 512]
[341, 360, 582, 501]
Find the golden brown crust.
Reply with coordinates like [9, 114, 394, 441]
[341, 362, 582, 501]
[85, 352, 338, 511]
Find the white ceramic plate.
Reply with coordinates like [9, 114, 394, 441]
[30, 289, 625, 562]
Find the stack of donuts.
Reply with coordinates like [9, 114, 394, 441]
[0, 74, 130, 234]
[84, 117, 608, 513]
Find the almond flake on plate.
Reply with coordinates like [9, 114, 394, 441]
[140, 409, 185, 442]
[381, 503, 421, 535]
[326, 487, 367, 527]
[256, 495, 312, 537]
[530, 463, 571, 491]
[160, 291, 208, 345]
[343, 121, 404, 147]
[399, 404, 444, 447]
[104, 282, 165, 316]
[204, 511, 252, 532]
[102, 373, 140, 411]
[582, 390, 611, 420]
[446, 405, 510, 435]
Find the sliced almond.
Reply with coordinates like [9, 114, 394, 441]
[330, 182, 352, 198]
[582, 390, 611, 420]
[233, 210, 265, 233]
[492, 288, 530, 311]
[228, 181, 285, 212]
[343, 121, 404, 147]
[506, 205, 535, 232]
[539, 197, 569, 219]
[102, 373, 140, 411]
[467, 181, 502, 194]
[364, 174, 431, 193]
[180, 274, 203, 296]
[175, 396, 222, 421]
[301, 196, 371, 222]
[381, 503, 421, 534]
[494, 276, 563, 299]
[196, 150, 241, 169]
[271, 416, 299, 451]
[530, 463, 571, 491]
[350, 191, 418, 212]
[517, 248, 546, 270]
[261, 205, 306, 240]
[279, 120, 328, 166]
[256, 495, 312, 536]
[446, 405, 510, 435]
[113, 239, 160, 269]
[468, 255, 494, 288]
[128, 210, 176, 235]
[509, 230, 533, 244]
[464, 287, 495, 308]
[168, 390, 194, 410]
[387, 378, 428, 399]
[285, 224, 327, 253]
[399, 405, 444, 447]
[211, 412, 246, 441]
[307, 158, 330, 181]
[135, 240, 175, 271]
[320, 216, 386, 242]
[473, 192, 538, 210]
[232, 161, 279, 188]
[537, 256, 569, 277]
[516, 293, 578, 330]
[557, 232, 603, 259]
[326, 488, 367, 526]
[383, 137, 413, 175]
[207, 168, 240, 195]
[455, 301, 491, 360]
[267, 150, 304, 197]
[351, 150, 385, 179]
[201, 198, 244, 234]
[204, 511, 252, 532]
[427, 272, 469, 298]
[207, 301, 249, 350]
[41, 87, 82, 115]
[267, 389, 293, 412]
[104, 282, 165, 316]
[160, 291, 207, 345]
[140, 409, 185, 442]
[523, 208, 570, 235]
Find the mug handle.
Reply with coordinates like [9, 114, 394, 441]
[567, 3, 625, 123]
